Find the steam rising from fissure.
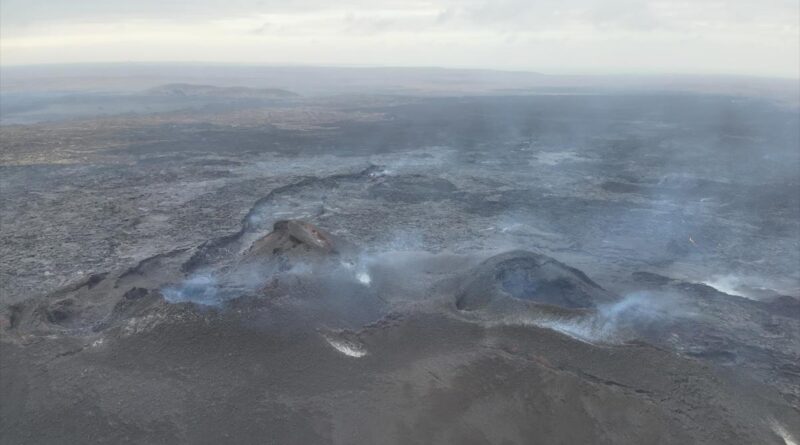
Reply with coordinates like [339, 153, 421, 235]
[506, 291, 696, 344]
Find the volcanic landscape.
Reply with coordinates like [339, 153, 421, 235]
[1, 67, 799, 444]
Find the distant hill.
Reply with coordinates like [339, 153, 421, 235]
[147, 83, 299, 99]
[2, 64, 796, 105]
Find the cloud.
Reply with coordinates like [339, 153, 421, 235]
[0, 0, 797, 77]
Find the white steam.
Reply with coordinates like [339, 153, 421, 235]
[503, 291, 694, 344]
[162, 274, 219, 306]
[340, 258, 372, 286]
[356, 271, 372, 286]
[700, 275, 750, 298]
[698, 274, 795, 301]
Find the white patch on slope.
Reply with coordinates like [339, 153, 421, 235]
[323, 335, 367, 358]
[772, 420, 799, 445]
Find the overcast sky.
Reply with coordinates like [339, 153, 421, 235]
[1, 0, 798, 77]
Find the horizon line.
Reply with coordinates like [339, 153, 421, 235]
[1, 61, 797, 82]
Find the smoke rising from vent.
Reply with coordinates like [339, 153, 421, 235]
[506, 291, 696, 344]
[162, 274, 219, 306]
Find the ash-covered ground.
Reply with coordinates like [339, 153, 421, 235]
[1, 70, 799, 444]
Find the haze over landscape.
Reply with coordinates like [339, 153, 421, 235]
[1, 1, 799, 445]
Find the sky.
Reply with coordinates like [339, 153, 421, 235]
[1, 0, 798, 77]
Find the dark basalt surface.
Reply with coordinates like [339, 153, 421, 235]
[3, 218, 799, 444]
[455, 250, 616, 311]
[1, 91, 798, 444]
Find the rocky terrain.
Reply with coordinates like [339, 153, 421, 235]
[1, 82, 798, 444]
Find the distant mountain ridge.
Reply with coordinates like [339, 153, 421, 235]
[147, 83, 298, 99]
